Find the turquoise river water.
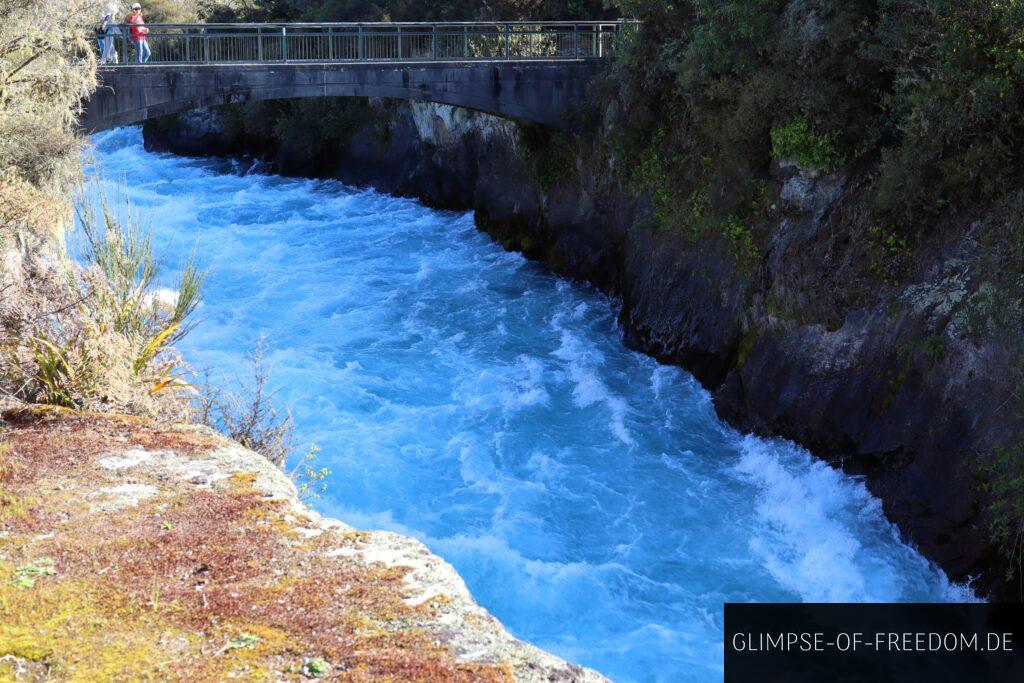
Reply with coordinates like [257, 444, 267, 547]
[88, 127, 969, 682]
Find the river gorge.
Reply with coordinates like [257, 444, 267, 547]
[86, 127, 971, 682]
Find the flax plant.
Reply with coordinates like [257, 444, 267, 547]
[1, 197, 204, 416]
[75, 199, 204, 402]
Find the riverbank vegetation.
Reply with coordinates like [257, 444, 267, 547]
[0, 0, 95, 251]
[0, 409, 516, 680]
[1, 0, 325, 493]
[981, 431, 1024, 595]
[2, 202, 202, 417]
[604, 0, 1024, 255]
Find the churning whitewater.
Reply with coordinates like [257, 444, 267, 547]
[88, 128, 968, 682]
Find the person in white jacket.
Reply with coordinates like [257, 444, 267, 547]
[100, 4, 121, 64]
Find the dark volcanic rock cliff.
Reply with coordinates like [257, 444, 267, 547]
[144, 101, 1021, 598]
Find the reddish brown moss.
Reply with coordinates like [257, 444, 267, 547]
[0, 411, 511, 681]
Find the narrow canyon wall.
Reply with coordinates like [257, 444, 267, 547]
[144, 101, 1021, 598]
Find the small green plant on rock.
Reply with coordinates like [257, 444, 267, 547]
[11, 557, 55, 589]
[770, 120, 844, 173]
[721, 216, 760, 270]
[291, 444, 330, 502]
[633, 127, 676, 227]
[865, 223, 910, 286]
[922, 334, 946, 364]
[302, 657, 331, 678]
[980, 432, 1024, 593]
[226, 634, 260, 650]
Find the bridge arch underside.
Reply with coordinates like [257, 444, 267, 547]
[82, 61, 602, 132]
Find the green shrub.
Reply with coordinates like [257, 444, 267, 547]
[0, 197, 204, 417]
[631, 126, 678, 227]
[770, 120, 844, 173]
[721, 216, 760, 269]
[981, 434, 1024, 590]
[606, 0, 1024, 248]
[517, 124, 579, 193]
[869, 0, 1024, 227]
[922, 333, 946, 363]
[865, 223, 910, 285]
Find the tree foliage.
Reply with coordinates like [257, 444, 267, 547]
[0, 0, 96, 250]
[605, 0, 1024, 240]
[215, 0, 614, 23]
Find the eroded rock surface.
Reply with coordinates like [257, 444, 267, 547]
[0, 408, 605, 681]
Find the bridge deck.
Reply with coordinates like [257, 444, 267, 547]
[84, 22, 626, 132]
[99, 21, 626, 67]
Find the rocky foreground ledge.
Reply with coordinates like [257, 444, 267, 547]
[0, 408, 604, 682]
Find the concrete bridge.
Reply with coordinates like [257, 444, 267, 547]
[81, 21, 623, 132]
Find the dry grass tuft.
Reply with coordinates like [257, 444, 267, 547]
[196, 338, 330, 501]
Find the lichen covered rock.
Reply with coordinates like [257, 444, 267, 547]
[0, 408, 604, 681]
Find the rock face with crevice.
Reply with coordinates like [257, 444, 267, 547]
[0, 408, 605, 681]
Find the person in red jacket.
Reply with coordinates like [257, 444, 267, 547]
[128, 3, 151, 63]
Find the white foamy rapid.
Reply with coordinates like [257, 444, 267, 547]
[86, 128, 968, 682]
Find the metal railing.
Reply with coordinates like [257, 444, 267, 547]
[100, 21, 629, 65]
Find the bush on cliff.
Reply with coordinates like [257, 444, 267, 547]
[0, 200, 203, 418]
[0, 2, 200, 416]
[0, 0, 96, 252]
[981, 431, 1024, 595]
[0, 0, 328, 506]
[604, 0, 1024, 252]
[195, 338, 329, 500]
[600, 1, 1024, 596]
